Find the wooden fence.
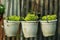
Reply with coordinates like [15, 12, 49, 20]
[0, 0, 60, 40]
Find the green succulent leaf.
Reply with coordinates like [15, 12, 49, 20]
[41, 15, 57, 21]
[6, 15, 21, 21]
[24, 13, 38, 21]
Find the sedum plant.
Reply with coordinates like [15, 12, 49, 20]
[24, 12, 38, 21]
[41, 14, 57, 21]
[6, 15, 21, 21]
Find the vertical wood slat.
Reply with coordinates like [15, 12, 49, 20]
[20, 30, 24, 40]
[47, 0, 50, 15]
[34, 37, 37, 40]
[3, 0, 8, 17]
[16, 0, 18, 16]
[40, 0, 43, 17]
[3, 36, 5, 40]
[9, 0, 12, 16]
[7, 0, 11, 16]
[12, 37, 15, 40]
[12, 0, 14, 15]
[16, 36, 20, 40]
[50, 0, 52, 14]
[30, 38, 34, 40]
[7, 37, 10, 40]
[2, 23, 5, 40]
[55, 0, 59, 40]
[16, 23, 21, 40]
[25, 38, 30, 40]
[17, 0, 20, 16]
[45, 0, 48, 15]
[52, 0, 55, 14]
[42, 0, 45, 16]
[48, 37, 52, 40]
[25, 0, 29, 16]
[31, 0, 35, 11]
[44, 37, 48, 40]
[19, 0, 21, 16]
[4, 37, 6, 40]
[21, 0, 24, 16]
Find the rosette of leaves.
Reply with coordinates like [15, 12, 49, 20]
[24, 12, 38, 21]
[41, 14, 57, 21]
[6, 15, 21, 21]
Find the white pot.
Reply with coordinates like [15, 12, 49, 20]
[40, 20, 57, 37]
[21, 21, 38, 38]
[4, 20, 20, 37]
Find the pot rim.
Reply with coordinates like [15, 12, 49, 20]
[4, 20, 20, 23]
[21, 21, 39, 23]
[40, 19, 57, 23]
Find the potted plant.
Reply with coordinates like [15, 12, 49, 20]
[40, 14, 57, 37]
[21, 12, 38, 38]
[4, 15, 21, 37]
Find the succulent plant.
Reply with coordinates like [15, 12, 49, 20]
[6, 15, 21, 21]
[41, 15, 57, 21]
[24, 12, 38, 21]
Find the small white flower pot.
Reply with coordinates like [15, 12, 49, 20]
[4, 20, 20, 37]
[21, 21, 38, 38]
[40, 20, 57, 37]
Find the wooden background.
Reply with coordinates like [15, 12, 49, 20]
[0, 0, 60, 40]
